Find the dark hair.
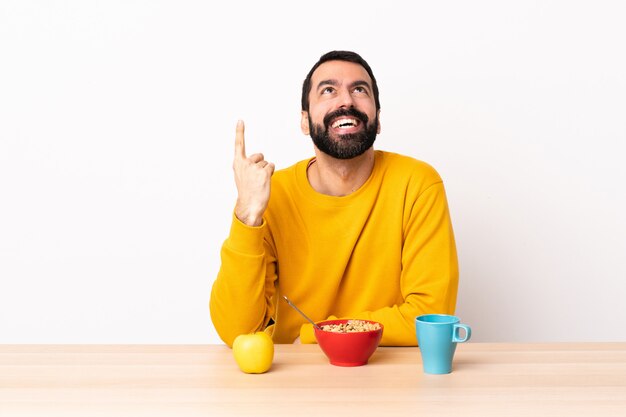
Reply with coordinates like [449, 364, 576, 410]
[301, 50, 380, 112]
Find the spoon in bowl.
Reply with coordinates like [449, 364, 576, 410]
[282, 295, 322, 331]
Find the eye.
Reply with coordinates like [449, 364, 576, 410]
[321, 86, 335, 94]
[353, 86, 368, 94]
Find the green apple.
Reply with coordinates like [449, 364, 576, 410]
[232, 331, 274, 374]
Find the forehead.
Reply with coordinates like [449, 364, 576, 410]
[310, 60, 372, 87]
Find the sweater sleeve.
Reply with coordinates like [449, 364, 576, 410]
[209, 213, 278, 347]
[300, 181, 459, 346]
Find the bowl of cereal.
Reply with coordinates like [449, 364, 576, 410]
[314, 319, 384, 367]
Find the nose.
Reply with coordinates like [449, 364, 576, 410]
[337, 88, 355, 108]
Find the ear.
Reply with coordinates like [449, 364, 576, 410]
[301, 111, 310, 135]
[376, 110, 381, 134]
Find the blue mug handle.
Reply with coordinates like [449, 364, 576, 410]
[452, 324, 471, 343]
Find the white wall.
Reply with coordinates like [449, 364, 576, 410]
[1, 0, 625, 343]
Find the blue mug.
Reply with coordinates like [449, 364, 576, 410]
[415, 314, 472, 374]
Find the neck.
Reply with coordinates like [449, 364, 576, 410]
[307, 148, 376, 196]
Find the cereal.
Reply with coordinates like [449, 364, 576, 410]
[320, 320, 381, 333]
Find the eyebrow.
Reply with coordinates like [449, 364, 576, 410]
[316, 79, 372, 91]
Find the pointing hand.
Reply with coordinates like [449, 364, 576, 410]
[232, 120, 275, 227]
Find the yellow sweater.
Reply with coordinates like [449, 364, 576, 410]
[210, 151, 458, 346]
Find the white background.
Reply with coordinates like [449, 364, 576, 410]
[1, 1, 625, 344]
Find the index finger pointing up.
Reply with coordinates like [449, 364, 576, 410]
[234, 120, 246, 159]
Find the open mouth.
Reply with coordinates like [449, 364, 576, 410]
[322, 108, 369, 136]
[331, 118, 360, 129]
[330, 116, 362, 134]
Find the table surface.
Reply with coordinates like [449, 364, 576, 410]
[1, 343, 625, 417]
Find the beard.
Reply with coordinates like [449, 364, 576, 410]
[309, 108, 378, 160]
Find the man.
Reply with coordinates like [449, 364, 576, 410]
[210, 51, 458, 346]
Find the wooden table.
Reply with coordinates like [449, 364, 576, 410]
[1, 343, 625, 416]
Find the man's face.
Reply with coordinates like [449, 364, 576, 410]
[302, 60, 380, 159]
